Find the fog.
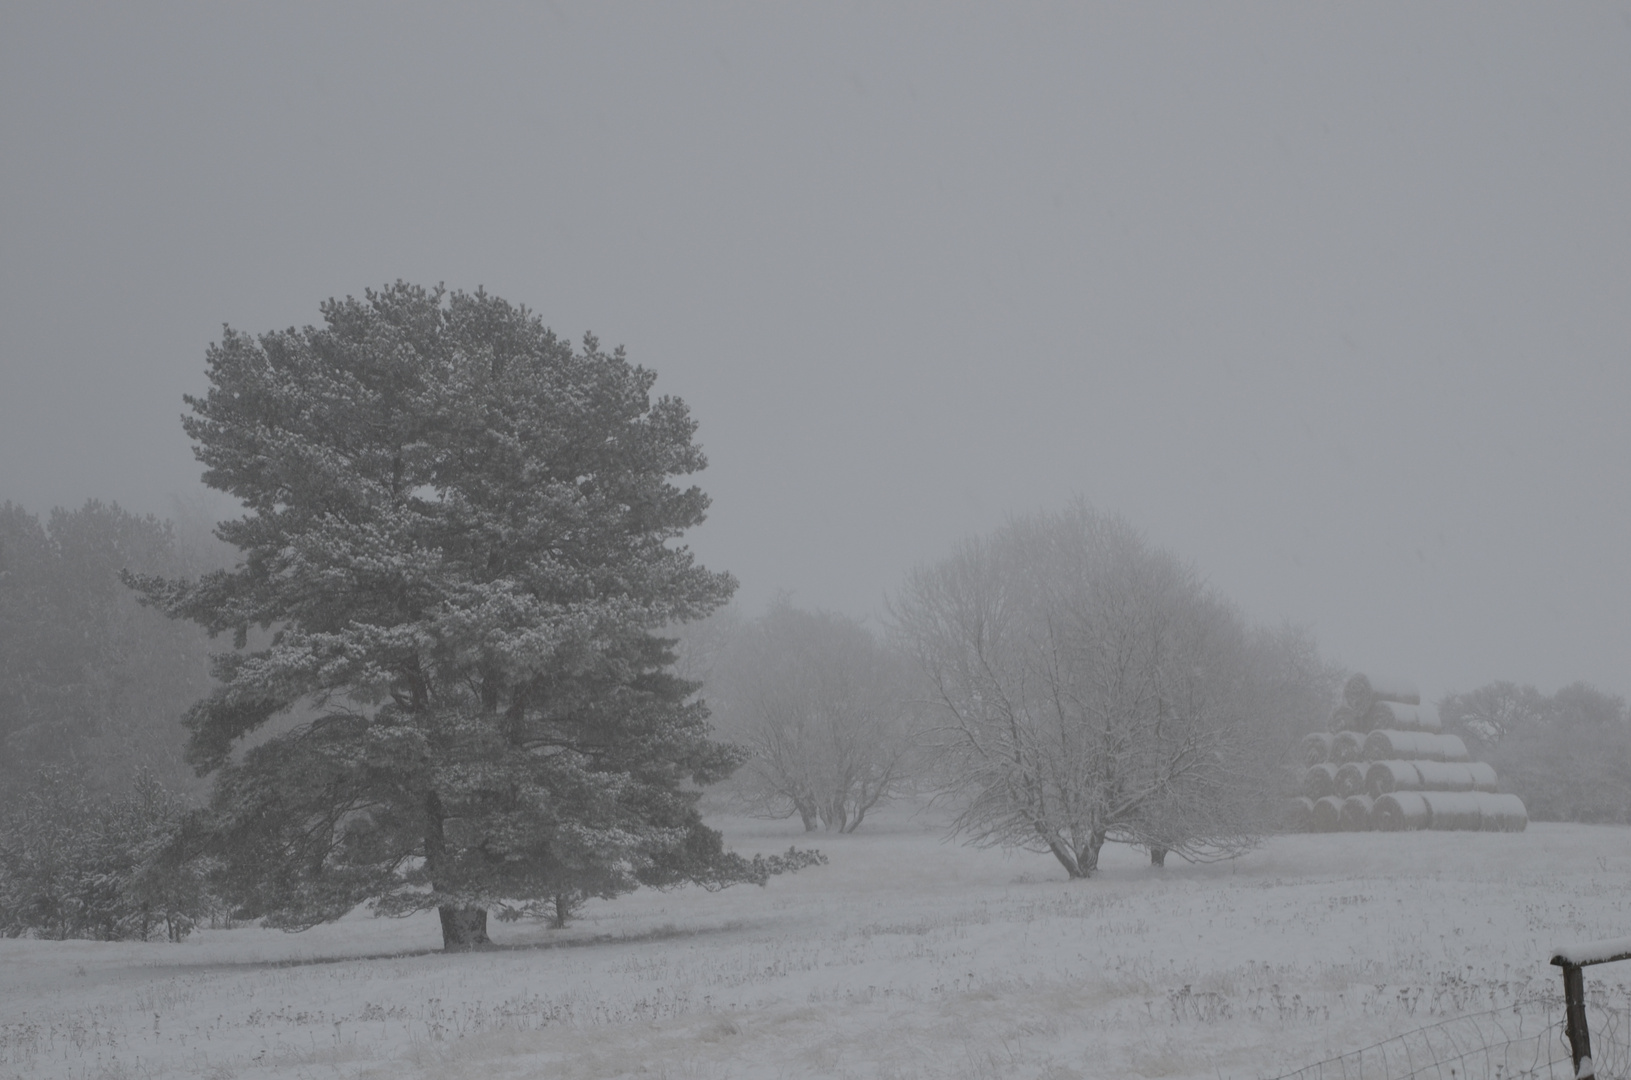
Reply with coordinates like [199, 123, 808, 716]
[2, 3, 1628, 703]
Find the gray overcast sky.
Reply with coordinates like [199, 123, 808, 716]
[2, 3, 1628, 703]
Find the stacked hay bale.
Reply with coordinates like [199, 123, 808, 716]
[1291, 674, 1527, 832]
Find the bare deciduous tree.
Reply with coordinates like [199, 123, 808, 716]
[1437, 681, 1548, 755]
[892, 503, 1314, 877]
[708, 601, 915, 832]
[1439, 681, 1631, 824]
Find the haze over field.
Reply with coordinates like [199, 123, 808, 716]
[3, 4, 1628, 702]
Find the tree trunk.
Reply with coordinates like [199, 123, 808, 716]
[1149, 846, 1167, 867]
[423, 791, 491, 950]
[1046, 836, 1085, 878]
[824, 797, 848, 833]
[438, 906, 491, 950]
[796, 799, 820, 831]
[1076, 830, 1107, 876]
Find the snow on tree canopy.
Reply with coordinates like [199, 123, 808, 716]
[127, 282, 820, 951]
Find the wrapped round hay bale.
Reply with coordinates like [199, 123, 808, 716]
[1334, 762, 1368, 797]
[1343, 673, 1421, 712]
[1367, 700, 1444, 733]
[1312, 795, 1344, 832]
[1330, 703, 1368, 733]
[1476, 793, 1527, 832]
[1303, 763, 1339, 799]
[1440, 733, 1469, 761]
[1368, 700, 1417, 729]
[1285, 796, 1315, 832]
[1417, 702, 1443, 733]
[1365, 759, 1423, 797]
[1330, 730, 1369, 764]
[1362, 730, 1470, 763]
[1373, 791, 1430, 831]
[1301, 731, 1334, 766]
[1411, 760, 1498, 792]
[1419, 791, 1484, 831]
[1340, 794, 1376, 831]
[1363, 729, 1434, 761]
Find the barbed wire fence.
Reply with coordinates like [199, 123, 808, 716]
[1267, 995, 1630, 1080]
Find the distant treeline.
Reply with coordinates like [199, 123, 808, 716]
[1439, 682, 1631, 824]
[1, 494, 1628, 945]
[0, 499, 225, 798]
[0, 500, 230, 938]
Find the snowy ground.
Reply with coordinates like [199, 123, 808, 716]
[3, 804, 1629, 1080]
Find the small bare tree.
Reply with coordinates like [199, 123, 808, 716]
[707, 601, 915, 832]
[892, 503, 1302, 877]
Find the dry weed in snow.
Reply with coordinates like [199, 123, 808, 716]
[1, 802, 1628, 1080]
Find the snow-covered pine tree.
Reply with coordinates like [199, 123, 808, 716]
[130, 282, 815, 949]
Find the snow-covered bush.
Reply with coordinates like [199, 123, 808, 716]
[0, 769, 211, 941]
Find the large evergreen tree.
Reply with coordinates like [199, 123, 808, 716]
[133, 282, 804, 949]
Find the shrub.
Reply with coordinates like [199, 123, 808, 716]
[0, 769, 211, 940]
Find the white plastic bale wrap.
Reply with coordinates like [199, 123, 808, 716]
[1411, 760, 1498, 792]
[1301, 732, 1333, 766]
[1418, 791, 1487, 831]
[1373, 791, 1431, 831]
[1478, 793, 1527, 832]
[1372, 790, 1523, 831]
[1365, 760, 1422, 797]
[1330, 730, 1369, 764]
[1334, 762, 1368, 798]
[1367, 700, 1444, 733]
[1362, 729, 1470, 763]
[1343, 673, 1421, 711]
[1303, 763, 1339, 799]
[1312, 795, 1344, 832]
[1340, 794, 1375, 831]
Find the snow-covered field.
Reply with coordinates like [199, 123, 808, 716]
[3, 804, 1629, 1080]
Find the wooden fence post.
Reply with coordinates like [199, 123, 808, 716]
[1550, 938, 1631, 1080]
[1558, 962, 1593, 1080]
